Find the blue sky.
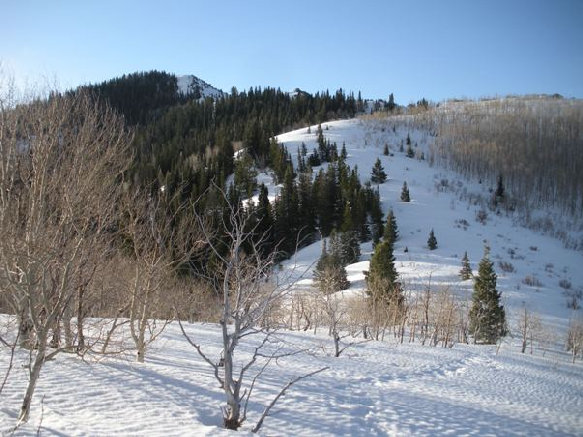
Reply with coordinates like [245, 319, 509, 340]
[2, 0, 582, 103]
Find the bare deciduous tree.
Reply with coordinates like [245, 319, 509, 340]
[0, 89, 131, 424]
[515, 305, 542, 354]
[120, 189, 202, 363]
[566, 316, 583, 363]
[179, 187, 325, 431]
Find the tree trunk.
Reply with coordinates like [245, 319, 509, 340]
[18, 333, 47, 424]
[76, 285, 86, 351]
[222, 340, 241, 429]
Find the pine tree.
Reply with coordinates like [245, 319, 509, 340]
[493, 174, 505, 207]
[313, 240, 350, 294]
[427, 229, 437, 250]
[383, 143, 389, 156]
[388, 93, 396, 111]
[469, 246, 507, 344]
[255, 184, 274, 257]
[274, 166, 299, 256]
[495, 174, 505, 199]
[340, 143, 348, 160]
[233, 151, 257, 197]
[460, 251, 472, 280]
[297, 171, 316, 245]
[371, 158, 387, 184]
[383, 209, 398, 245]
[366, 240, 402, 307]
[406, 142, 415, 158]
[328, 229, 360, 266]
[400, 181, 410, 202]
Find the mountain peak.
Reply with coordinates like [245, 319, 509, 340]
[176, 74, 225, 99]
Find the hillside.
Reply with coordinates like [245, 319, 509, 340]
[2, 115, 582, 436]
[268, 118, 581, 333]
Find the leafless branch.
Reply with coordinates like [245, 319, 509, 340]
[252, 366, 329, 433]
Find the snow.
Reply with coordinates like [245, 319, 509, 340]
[2, 115, 583, 435]
[1, 320, 582, 436]
[176, 74, 225, 100]
[275, 118, 583, 336]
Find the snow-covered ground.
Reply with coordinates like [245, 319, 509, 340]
[2, 116, 583, 436]
[1, 321, 581, 436]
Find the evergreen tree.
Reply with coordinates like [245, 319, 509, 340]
[366, 240, 402, 307]
[233, 151, 257, 197]
[273, 166, 299, 256]
[400, 181, 410, 202]
[340, 142, 348, 161]
[313, 240, 350, 294]
[368, 186, 384, 244]
[383, 209, 398, 244]
[427, 229, 438, 250]
[406, 142, 415, 158]
[371, 158, 387, 184]
[388, 93, 396, 111]
[469, 246, 507, 344]
[460, 251, 473, 280]
[329, 230, 361, 266]
[383, 143, 389, 156]
[255, 184, 274, 257]
[340, 202, 354, 233]
[297, 171, 316, 245]
[494, 174, 505, 207]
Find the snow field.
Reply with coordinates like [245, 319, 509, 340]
[1, 320, 582, 436]
[276, 118, 583, 337]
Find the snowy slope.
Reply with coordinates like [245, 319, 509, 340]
[2, 117, 583, 436]
[176, 74, 224, 99]
[275, 118, 583, 336]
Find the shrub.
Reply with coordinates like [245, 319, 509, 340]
[498, 261, 515, 273]
[522, 275, 543, 287]
[476, 209, 488, 224]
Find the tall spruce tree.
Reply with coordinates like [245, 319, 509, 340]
[383, 209, 398, 244]
[329, 230, 360, 266]
[400, 181, 410, 202]
[366, 240, 402, 307]
[460, 251, 473, 280]
[313, 240, 350, 294]
[406, 142, 415, 158]
[469, 246, 507, 344]
[371, 158, 387, 184]
[427, 229, 438, 250]
[387, 93, 396, 111]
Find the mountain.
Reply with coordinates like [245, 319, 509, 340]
[176, 74, 225, 99]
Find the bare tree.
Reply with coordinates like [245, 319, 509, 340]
[120, 188, 202, 363]
[515, 305, 542, 354]
[566, 316, 583, 363]
[179, 187, 324, 430]
[0, 89, 131, 424]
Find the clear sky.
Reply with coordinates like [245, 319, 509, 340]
[2, 0, 582, 104]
